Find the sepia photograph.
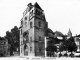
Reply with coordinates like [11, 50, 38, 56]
[0, 0, 80, 60]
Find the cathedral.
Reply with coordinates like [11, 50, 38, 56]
[19, 2, 48, 57]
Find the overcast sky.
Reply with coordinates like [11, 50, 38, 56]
[0, 0, 80, 37]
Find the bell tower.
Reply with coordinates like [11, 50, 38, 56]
[67, 28, 72, 38]
[20, 2, 48, 57]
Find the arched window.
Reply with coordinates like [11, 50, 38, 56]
[21, 29, 22, 34]
[25, 17, 27, 20]
[39, 36, 41, 41]
[38, 21, 41, 27]
[30, 22, 32, 28]
[21, 21, 23, 25]
[21, 48, 22, 53]
[30, 46, 32, 52]
[25, 22, 27, 26]
[32, 10, 33, 13]
[30, 36, 32, 42]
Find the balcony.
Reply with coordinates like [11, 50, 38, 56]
[23, 31, 29, 44]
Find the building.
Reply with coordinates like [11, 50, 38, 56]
[74, 35, 80, 52]
[45, 28, 55, 57]
[19, 2, 48, 57]
[0, 39, 10, 56]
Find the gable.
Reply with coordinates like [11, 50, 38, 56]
[34, 2, 43, 10]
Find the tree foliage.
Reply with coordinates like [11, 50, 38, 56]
[63, 37, 77, 52]
[5, 26, 20, 54]
[46, 45, 57, 52]
[0, 36, 5, 40]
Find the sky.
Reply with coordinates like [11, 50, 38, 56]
[0, 0, 80, 37]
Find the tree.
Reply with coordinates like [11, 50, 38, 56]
[46, 45, 57, 57]
[5, 31, 12, 44]
[46, 38, 57, 57]
[68, 42, 77, 57]
[0, 36, 5, 40]
[69, 37, 75, 42]
[5, 26, 20, 55]
[68, 37, 77, 53]
[59, 44, 66, 52]
[63, 37, 77, 57]
[11, 26, 20, 51]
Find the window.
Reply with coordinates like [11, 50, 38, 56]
[30, 22, 32, 28]
[38, 21, 41, 27]
[4, 46, 6, 49]
[30, 41, 32, 52]
[30, 12, 31, 15]
[25, 17, 27, 20]
[30, 36, 32, 42]
[39, 36, 41, 41]
[25, 22, 27, 25]
[21, 29, 22, 34]
[4, 51, 6, 54]
[36, 9, 39, 15]
[39, 47, 41, 52]
[21, 48, 22, 53]
[1, 41, 3, 44]
[35, 9, 37, 14]
[24, 44, 27, 49]
[21, 21, 23, 25]
[30, 10, 33, 17]
[4, 42, 6, 44]
[35, 9, 42, 15]
[30, 46, 32, 52]
[21, 41, 23, 45]
[32, 10, 33, 14]
[39, 44, 42, 52]
[40, 11, 42, 15]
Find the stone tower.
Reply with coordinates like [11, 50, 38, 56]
[19, 2, 48, 57]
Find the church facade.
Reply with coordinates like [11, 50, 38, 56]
[19, 2, 48, 56]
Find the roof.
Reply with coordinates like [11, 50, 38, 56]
[46, 28, 55, 38]
[47, 28, 54, 34]
[76, 35, 80, 37]
[68, 28, 72, 35]
[54, 31, 64, 37]
[34, 2, 43, 11]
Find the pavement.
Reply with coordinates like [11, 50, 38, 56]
[0, 51, 80, 60]
[0, 56, 80, 60]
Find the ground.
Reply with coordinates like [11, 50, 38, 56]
[0, 56, 80, 60]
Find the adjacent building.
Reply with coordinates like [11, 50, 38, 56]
[0, 39, 10, 56]
[74, 35, 80, 52]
